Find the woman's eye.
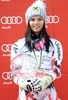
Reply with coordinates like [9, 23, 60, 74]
[38, 18, 42, 21]
[30, 19, 35, 21]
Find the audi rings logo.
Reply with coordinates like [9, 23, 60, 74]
[46, 15, 60, 24]
[2, 72, 12, 80]
[1, 44, 12, 52]
[0, 16, 23, 24]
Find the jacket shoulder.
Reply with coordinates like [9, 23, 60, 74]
[12, 38, 25, 49]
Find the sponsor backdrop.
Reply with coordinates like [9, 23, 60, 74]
[0, 0, 68, 100]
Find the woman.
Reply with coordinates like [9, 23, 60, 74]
[10, 0, 63, 100]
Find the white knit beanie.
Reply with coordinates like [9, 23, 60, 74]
[25, 0, 47, 24]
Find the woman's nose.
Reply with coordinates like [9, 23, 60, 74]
[34, 20, 38, 24]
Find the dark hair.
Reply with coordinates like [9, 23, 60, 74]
[25, 23, 51, 52]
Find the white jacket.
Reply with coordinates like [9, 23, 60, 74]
[10, 38, 63, 100]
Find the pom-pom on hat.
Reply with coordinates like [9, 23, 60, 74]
[25, 0, 47, 24]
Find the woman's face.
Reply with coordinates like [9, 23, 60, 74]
[29, 16, 44, 36]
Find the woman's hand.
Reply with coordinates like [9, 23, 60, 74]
[19, 75, 52, 92]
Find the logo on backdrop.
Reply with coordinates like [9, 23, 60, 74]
[2, 71, 12, 80]
[1, 44, 12, 57]
[1, 16, 23, 24]
[46, 15, 60, 24]
[0, 16, 23, 29]
[2, 71, 13, 85]
[45, 15, 60, 28]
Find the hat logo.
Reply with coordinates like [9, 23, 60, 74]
[32, 6, 39, 12]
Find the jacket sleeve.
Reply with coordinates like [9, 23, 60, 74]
[49, 39, 63, 81]
[10, 39, 25, 85]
